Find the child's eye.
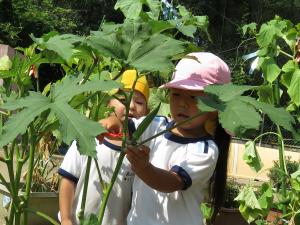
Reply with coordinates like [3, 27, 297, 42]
[190, 96, 196, 99]
[135, 101, 144, 105]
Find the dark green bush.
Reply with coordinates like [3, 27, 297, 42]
[267, 156, 300, 191]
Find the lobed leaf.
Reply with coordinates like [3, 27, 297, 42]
[218, 99, 261, 137]
[238, 96, 296, 133]
[204, 84, 255, 102]
[0, 93, 50, 148]
[50, 102, 105, 157]
[243, 141, 263, 172]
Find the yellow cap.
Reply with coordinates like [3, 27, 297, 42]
[120, 70, 149, 101]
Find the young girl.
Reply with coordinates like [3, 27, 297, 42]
[104, 52, 231, 225]
[58, 70, 149, 225]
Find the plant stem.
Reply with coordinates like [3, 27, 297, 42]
[273, 80, 287, 214]
[24, 208, 60, 225]
[23, 125, 36, 225]
[277, 125, 287, 215]
[97, 152, 125, 224]
[137, 111, 206, 147]
[97, 72, 134, 224]
[279, 50, 293, 59]
[78, 156, 92, 223]
[94, 158, 106, 191]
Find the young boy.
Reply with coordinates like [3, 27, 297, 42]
[58, 70, 149, 225]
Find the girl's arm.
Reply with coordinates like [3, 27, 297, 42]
[59, 177, 76, 225]
[125, 145, 184, 193]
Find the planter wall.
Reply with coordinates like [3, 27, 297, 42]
[0, 184, 59, 225]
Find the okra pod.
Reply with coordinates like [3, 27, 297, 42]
[130, 103, 161, 145]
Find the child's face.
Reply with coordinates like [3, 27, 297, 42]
[108, 90, 148, 122]
[169, 88, 212, 137]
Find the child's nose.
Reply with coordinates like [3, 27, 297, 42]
[129, 101, 135, 110]
[178, 97, 188, 108]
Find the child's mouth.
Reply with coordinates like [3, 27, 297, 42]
[177, 113, 189, 119]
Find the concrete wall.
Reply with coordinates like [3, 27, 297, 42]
[227, 140, 300, 181]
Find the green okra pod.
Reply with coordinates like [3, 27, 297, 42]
[130, 103, 161, 145]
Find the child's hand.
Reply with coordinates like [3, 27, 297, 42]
[125, 145, 150, 172]
[99, 116, 123, 133]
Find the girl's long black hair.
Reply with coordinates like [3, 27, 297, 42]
[209, 122, 231, 223]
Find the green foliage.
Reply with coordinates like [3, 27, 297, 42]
[0, 0, 78, 46]
[115, 0, 161, 21]
[243, 141, 263, 172]
[267, 156, 300, 191]
[131, 103, 161, 144]
[235, 183, 273, 223]
[197, 84, 297, 137]
[0, 76, 121, 157]
[223, 179, 241, 208]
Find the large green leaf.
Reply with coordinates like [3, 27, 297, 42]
[257, 183, 273, 212]
[243, 141, 263, 172]
[114, 0, 160, 20]
[281, 60, 297, 88]
[169, 20, 196, 38]
[51, 75, 121, 103]
[219, 99, 261, 137]
[86, 31, 127, 59]
[51, 102, 104, 157]
[257, 18, 286, 47]
[288, 69, 300, 106]
[127, 34, 184, 73]
[204, 84, 255, 102]
[115, 0, 142, 20]
[0, 92, 50, 148]
[239, 96, 296, 133]
[260, 57, 281, 83]
[0, 56, 12, 70]
[32, 34, 83, 61]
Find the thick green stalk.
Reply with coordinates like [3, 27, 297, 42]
[78, 156, 92, 223]
[23, 126, 36, 225]
[97, 152, 125, 224]
[97, 77, 135, 224]
[277, 125, 287, 215]
[273, 81, 287, 214]
[5, 142, 21, 225]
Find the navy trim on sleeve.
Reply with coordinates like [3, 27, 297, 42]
[103, 139, 122, 151]
[204, 140, 208, 154]
[170, 165, 192, 190]
[58, 168, 79, 183]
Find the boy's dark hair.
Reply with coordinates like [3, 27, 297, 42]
[209, 122, 231, 223]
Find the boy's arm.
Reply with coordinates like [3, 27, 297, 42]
[59, 177, 76, 225]
[125, 145, 184, 193]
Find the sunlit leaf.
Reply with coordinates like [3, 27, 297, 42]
[50, 102, 104, 157]
[0, 56, 12, 70]
[0, 92, 50, 148]
[219, 99, 261, 137]
[243, 141, 263, 172]
[204, 84, 254, 102]
[260, 57, 281, 83]
[239, 95, 295, 128]
[51, 74, 121, 103]
[287, 69, 300, 106]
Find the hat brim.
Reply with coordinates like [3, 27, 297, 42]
[159, 79, 208, 90]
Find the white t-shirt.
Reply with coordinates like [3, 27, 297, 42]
[58, 139, 134, 225]
[127, 116, 219, 225]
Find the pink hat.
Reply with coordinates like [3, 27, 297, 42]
[160, 52, 231, 90]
